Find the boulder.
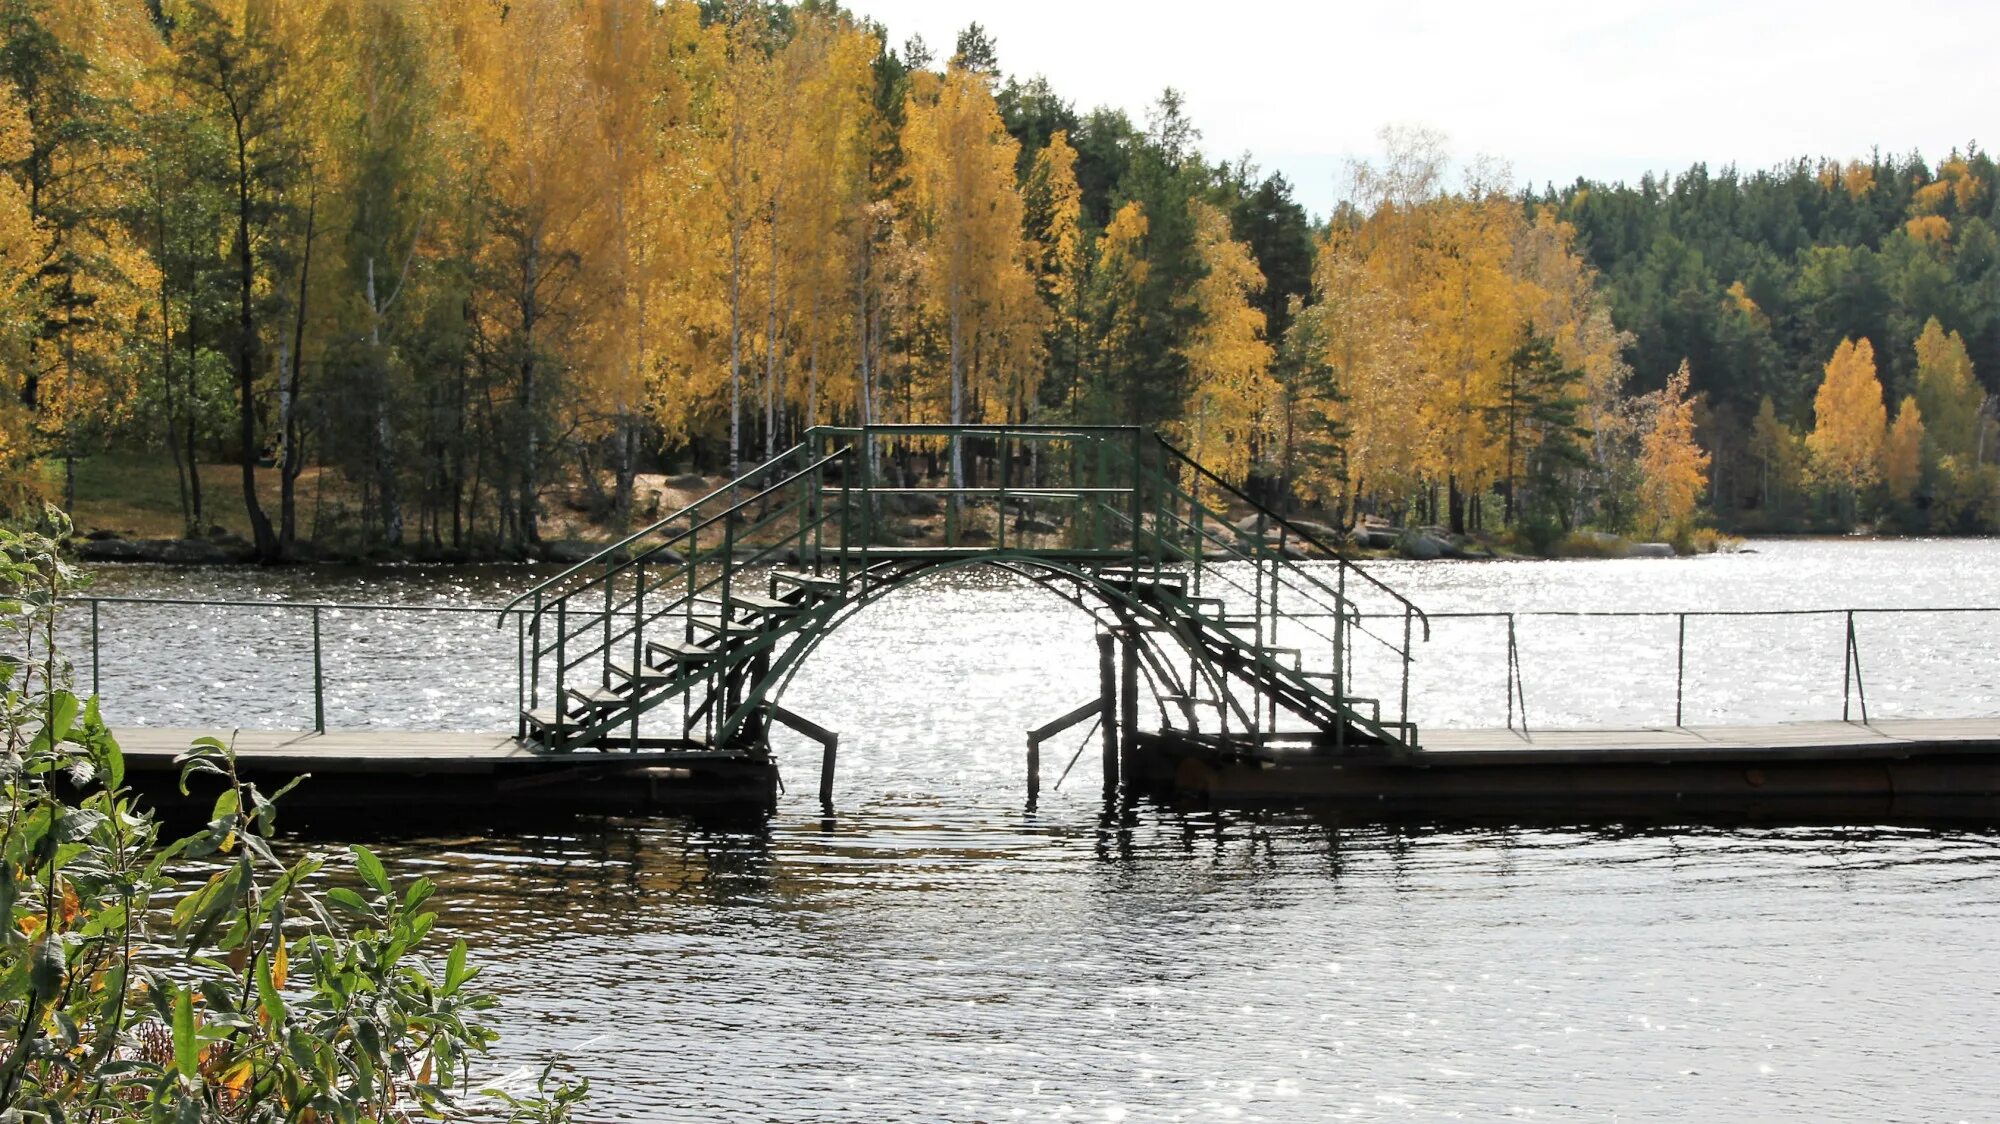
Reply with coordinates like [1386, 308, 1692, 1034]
[538, 539, 604, 564]
[78, 538, 237, 565]
[1350, 525, 1398, 551]
[1399, 531, 1446, 560]
[1286, 518, 1343, 544]
[665, 473, 709, 491]
[884, 492, 943, 517]
[1629, 541, 1676, 558]
[83, 528, 123, 541]
[1012, 516, 1061, 535]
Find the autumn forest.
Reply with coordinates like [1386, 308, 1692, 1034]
[0, 0, 1995, 560]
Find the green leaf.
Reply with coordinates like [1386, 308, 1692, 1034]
[353, 846, 391, 897]
[255, 951, 285, 1025]
[46, 690, 77, 745]
[211, 788, 239, 824]
[30, 935, 62, 1002]
[325, 886, 376, 921]
[172, 988, 198, 1082]
[443, 940, 474, 995]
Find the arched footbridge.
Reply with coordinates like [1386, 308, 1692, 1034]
[498, 425, 1429, 800]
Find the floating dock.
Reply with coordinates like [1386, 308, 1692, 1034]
[108, 718, 2000, 827]
[112, 727, 777, 824]
[1123, 718, 2000, 823]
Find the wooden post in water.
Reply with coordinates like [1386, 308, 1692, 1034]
[1119, 630, 1139, 781]
[1098, 632, 1118, 794]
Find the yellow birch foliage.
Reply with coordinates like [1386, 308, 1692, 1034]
[1912, 317, 1982, 461]
[1023, 131, 1084, 311]
[1295, 225, 1417, 506]
[1807, 337, 1886, 491]
[1172, 199, 1274, 486]
[773, 13, 876, 427]
[1748, 395, 1805, 504]
[0, 85, 47, 499]
[1638, 360, 1709, 537]
[898, 63, 1037, 426]
[1882, 397, 1924, 504]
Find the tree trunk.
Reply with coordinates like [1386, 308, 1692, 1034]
[281, 184, 315, 556]
[233, 169, 277, 563]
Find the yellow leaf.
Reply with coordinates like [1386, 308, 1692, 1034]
[272, 939, 288, 990]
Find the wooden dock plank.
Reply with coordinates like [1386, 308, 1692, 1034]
[1412, 718, 2000, 762]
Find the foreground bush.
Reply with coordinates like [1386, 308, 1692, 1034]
[0, 520, 583, 1121]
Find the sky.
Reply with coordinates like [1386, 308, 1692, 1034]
[843, 0, 1995, 219]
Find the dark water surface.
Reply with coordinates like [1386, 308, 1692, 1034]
[74, 539, 2000, 1120]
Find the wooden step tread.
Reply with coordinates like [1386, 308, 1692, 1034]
[771, 570, 844, 593]
[687, 615, 768, 638]
[565, 686, 627, 714]
[523, 707, 571, 731]
[648, 638, 721, 661]
[608, 658, 675, 683]
[726, 590, 806, 615]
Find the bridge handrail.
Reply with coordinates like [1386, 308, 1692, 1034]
[1151, 434, 1429, 631]
[547, 490, 847, 676]
[497, 441, 815, 615]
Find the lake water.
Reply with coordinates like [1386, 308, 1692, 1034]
[72, 538, 2000, 1120]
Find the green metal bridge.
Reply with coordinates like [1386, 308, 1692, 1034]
[498, 425, 1429, 799]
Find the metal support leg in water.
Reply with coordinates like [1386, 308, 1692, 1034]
[1119, 631, 1139, 779]
[1098, 632, 1118, 795]
[769, 703, 840, 808]
[1026, 698, 1103, 809]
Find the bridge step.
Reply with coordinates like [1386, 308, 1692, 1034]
[522, 707, 577, 751]
[688, 614, 768, 641]
[565, 687, 627, 716]
[771, 570, 844, 596]
[608, 658, 676, 686]
[648, 638, 719, 664]
[727, 590, 808, 618]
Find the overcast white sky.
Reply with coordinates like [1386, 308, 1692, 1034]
[844, 0, 1994, 218]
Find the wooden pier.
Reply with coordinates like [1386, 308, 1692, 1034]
[1121, 718, 2000, 823]
[112, 727, 777, 823]
[104, 717, 2000, 827]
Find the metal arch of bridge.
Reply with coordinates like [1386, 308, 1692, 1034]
[496, 424, 1430, 768]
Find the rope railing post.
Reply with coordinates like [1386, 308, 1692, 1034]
[1505, 613, 1517, 731]
[311, 605, 325, 735]
[1846, 610, 1869, 723]
[1675, 612, 1687, 727]
[89, 598, 99, 698]
[1841, 610, 1853, 721]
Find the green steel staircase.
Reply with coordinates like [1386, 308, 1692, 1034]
[497, 426, 1429, 762]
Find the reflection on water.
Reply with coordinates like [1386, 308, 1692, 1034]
[384, 813, 2000, 1121]
[71, 540, 2000, 1118]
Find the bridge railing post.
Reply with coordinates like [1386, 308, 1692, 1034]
[89, 597, 99, 698]
[1400, 606, 1413, 748]
[554, 597, 567, 736]
[1128, 428, 1143, 557]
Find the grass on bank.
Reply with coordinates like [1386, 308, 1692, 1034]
[40, 452, 349, 540]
